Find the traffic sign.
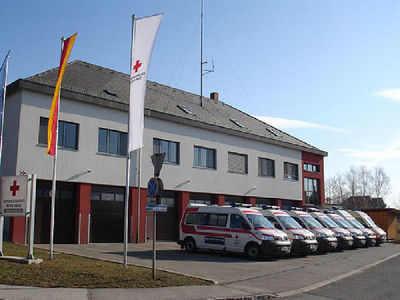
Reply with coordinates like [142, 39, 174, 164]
[147, 177, 163, 198]
[151, 153, 166, 177]
[146, 204, 167, 212]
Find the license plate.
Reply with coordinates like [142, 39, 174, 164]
[310, 244, 317, 250]
[331, 242, 338, 247]
[361, 240, 366, 244]
[281, 246, 289, 252]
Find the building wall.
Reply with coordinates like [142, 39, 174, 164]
[142, 117, 303, 201]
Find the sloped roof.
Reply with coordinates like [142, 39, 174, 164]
[9, 60, 327, 156]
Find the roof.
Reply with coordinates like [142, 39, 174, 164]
[362, 208, 400, 215]
[7, 60, 327, 156]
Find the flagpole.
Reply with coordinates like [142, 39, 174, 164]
[137, 147, 142, 244]
[0, 51, 10, 257]
[123, 14, 136, 268]
[0, 51, 10, 168]
[49, 38, 64, 260]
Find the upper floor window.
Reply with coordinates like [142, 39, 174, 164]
[258, 157, 275, 177]
[304, 163, 320, 173]
[284, 162, 298, 180]
[194, 146, 216, 169]
[228, 152, 248, 174]
[153, 138, 179, 164]
[98, 128, 127, 156]
[39, 117, 79, 150]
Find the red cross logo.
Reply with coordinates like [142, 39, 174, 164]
[133, 60, 142, 73]
[235, 235, 239, 239]
[10, 180, 20, 196]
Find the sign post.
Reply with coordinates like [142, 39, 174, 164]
[0, 174, 40, 262]
[147, 153, 166, 279]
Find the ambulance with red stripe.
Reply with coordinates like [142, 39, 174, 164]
[178, 204, 291, 259]
[256, 207, 318, 255]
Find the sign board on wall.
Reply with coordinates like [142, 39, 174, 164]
[1, 175, 30, 217]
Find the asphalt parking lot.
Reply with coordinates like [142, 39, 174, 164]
[24, 241, 399, 299]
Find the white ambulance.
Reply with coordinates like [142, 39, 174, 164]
[286, 209, 338, 252]
[326, 212, 366, 248]
[334, 209, 376, 246]
[255, 207, 318, 255]
[309, 211, 353, 250]
[348, 210, 387, 245]
[178, 204, 291, 259]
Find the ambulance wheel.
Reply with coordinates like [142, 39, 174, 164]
[245, 243, 261, 260]
[184, 237, 197, 253]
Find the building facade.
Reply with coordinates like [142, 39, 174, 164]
[2, 60, 327, 244]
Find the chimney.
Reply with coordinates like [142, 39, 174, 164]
[210, 92, 219, 101]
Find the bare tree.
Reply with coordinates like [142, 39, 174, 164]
[372, 166, 391, 199]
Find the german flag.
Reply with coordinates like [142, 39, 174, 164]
[47, 33, 77, 156]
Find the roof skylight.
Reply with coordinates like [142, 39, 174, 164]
[104, 89, 117, 97]
[177, 104, 193, 115]
[267, 128, 280, 137]
[230, 119, 245, 128]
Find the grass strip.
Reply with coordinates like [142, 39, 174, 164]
[0, 243, 211, 288]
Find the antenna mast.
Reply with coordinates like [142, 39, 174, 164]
[200, 0, 214, 107]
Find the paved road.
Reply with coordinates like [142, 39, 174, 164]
[0, 242, 399, 299]
[281, 253, 400, 300]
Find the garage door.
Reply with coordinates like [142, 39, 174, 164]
[34, 181, 76, 244]
[146, 191, 177, 241]
[90, 186, 124, 243]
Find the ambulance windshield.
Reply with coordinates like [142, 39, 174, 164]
[302, 216, 324, 229]
[246, 214, 274, 229]
[276, 215, 303, 229]
[364, 216, 377, 227]
[347, 218, 364, 229]
[334, 217, 352, 229]
[320, 216, 339, 228]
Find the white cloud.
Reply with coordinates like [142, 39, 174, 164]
[254, 116, 348, 133]
[336, 148, 400, 160]
[374, 88, 400, 103]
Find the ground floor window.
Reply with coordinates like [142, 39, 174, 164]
[304, 178, 319, 205]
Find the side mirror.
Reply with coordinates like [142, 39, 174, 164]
[242, 223, 251, 230]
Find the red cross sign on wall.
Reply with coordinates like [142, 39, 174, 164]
[10, 180, 20, 196]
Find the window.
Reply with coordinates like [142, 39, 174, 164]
[39, 117, 79, 150]
[98, 128, 127, 156]
[228, 152, 248, 174]
[90, 185, 125, 202]
[304, 178, 319, 205]
[284, 162, 298, 180]
[230, 214, 248, 229]
[153, 138, 179, 164]
[185, 213, 227, 227]
[230, 119, 245, 128]
[177, 104, 193, 115]
[267, 128, 280, 137]
[258, 157, 275, 177]
[304, 163, 320, 173]
[194, 146, 216, 169]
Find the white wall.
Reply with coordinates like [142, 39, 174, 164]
[8, 89, 302, 200]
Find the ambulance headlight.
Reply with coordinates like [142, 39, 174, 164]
[262, 235, 274, 241]
[315, 233, 326, 238]
[292, 234, 304, 240]
[335, 232, 344, 237]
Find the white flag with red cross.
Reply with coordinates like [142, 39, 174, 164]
[128, 13, 163, 152]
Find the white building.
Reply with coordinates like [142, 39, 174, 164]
[3, 60, 327, 244]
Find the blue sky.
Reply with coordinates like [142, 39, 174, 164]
[1, 1, 400, 205]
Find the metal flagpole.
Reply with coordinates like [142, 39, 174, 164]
[200, 0, 204, 107]
[137, 147, 141, 243]
[123, 14, 136, 268]
[0, 51, 10, 167]
[0, 51, 10, 257]
[49, 38, 64, 260]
